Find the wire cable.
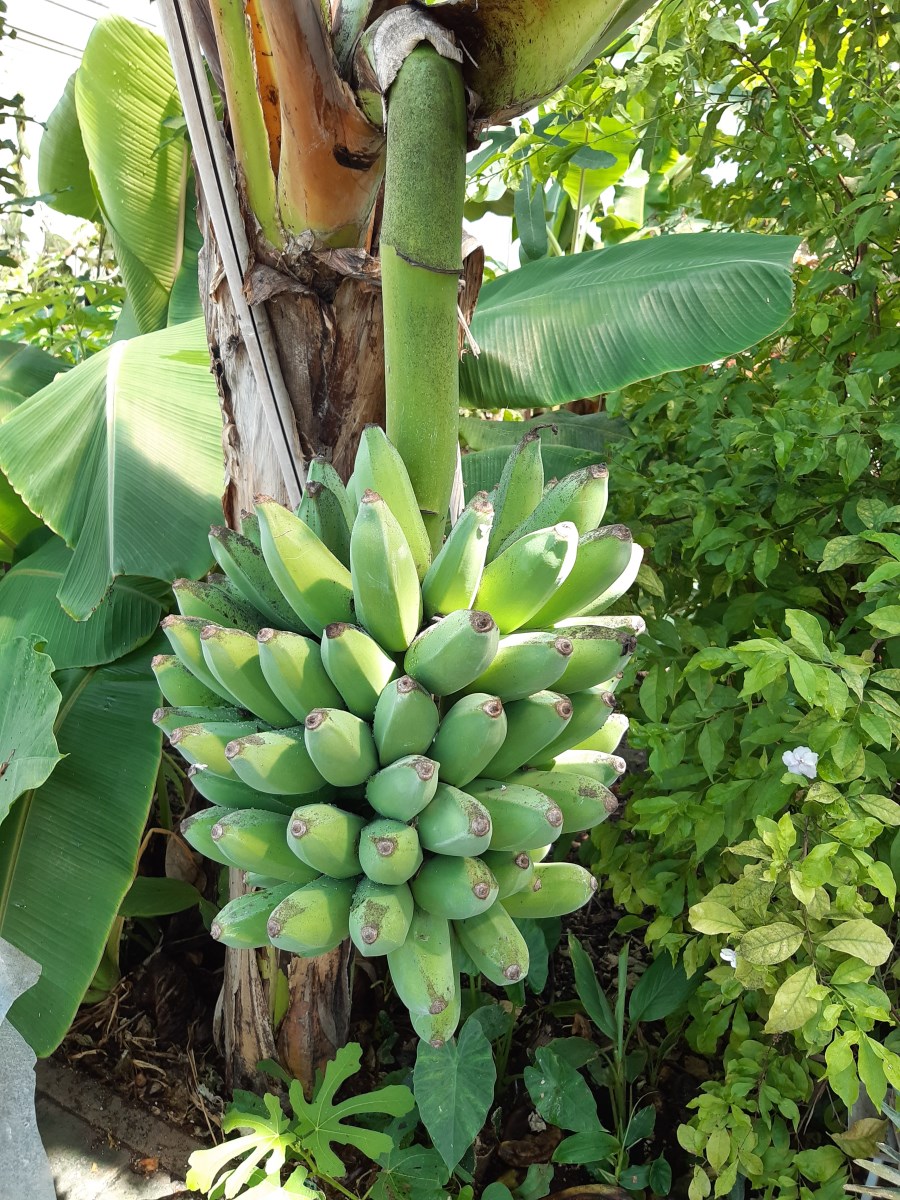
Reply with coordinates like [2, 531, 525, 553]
[9, 30, 82, 59]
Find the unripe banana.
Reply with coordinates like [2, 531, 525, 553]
[222, 728, 326, 796]
[496, 463, 609, 555]
[173, 577, 263, 633]
[161, 615, 239, 705]
[307, 454, 356, 531]
[320, 623, 398, 719]
[524, 526, 635, 628]
[187, 764, 304, 815]
[466, 778, 564, 851]
[211, 884, 296, 949]
[404, 610, 499, 696]
[474, 523, 579, 633]
[350, 490, 422, 652]
[352, 425, 432, 580]
[151, 654, 222, 707]
[267, 876, 356, 956]
[181, 806, 233, 866]
[421, 492, 493, 617]
[372, 676, 440, 765]
[579, 543, 645, 616]
[481, 849, 535, 898]
[482, 690, 573, 778]
[358, 818, 423, 885]
[169, 719, 268, 778]
[527, 844, 553, 863]
[208, 525, 309, 634]
[240, 509, 262, 548]
[501, 862, 597, 918]
[429, 694, 507, 788]
[200, 624, 296, 727]
[387, 908, 459, 1046]
[287, 803, 365, 878]
[409, 980, 462, 1048]
[487, 429, 544, 562]
[244, 872, 289, 888]
[532, 685, 617, 761]
[366, 756, 438, 821]
[553, 616, 645, 692]
[304, 708, 379, 787]
[462, 632, 573, 701]
[509, 768, 617, 832]
[411, 856, 499, 920]
[416, 784, 492, 857]
[256, 497, 354, 635]
[297, 481, 352, 568]
[153, 705, 245, 736]
[454, 903, 529, 986]
[535, 749, 626, 788]
[257, 628, 344, 721]
[575, 712, 629, 755]
[349, 879, 415, 956]
[209, 809, 322, 884]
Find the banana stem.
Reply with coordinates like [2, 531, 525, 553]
[381, 45, 466, 550]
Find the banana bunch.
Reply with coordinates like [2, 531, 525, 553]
[157, 426, 643, 1046]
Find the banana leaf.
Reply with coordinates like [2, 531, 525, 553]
[458, 411, 631, 452]
[0, 319, 223, 620]
[0, 644, 162, 1055]
[462, 444, 607, 500]
[0, 638, 62, 827]
[36, 72, 98, 221]
[459, 232, 799, 409]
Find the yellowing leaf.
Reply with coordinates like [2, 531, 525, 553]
[764, 966, 818, 1033]
[819, 919, 893, 966]
[738, 922, 804, 966]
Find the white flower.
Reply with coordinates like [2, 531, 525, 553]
[719, 948, 738, 968]
[782, 746, 818, 779]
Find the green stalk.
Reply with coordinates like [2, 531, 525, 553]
[382, 45, 466, 550]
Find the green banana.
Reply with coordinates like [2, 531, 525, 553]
[486, 429, 544, 561]
[579, 543, 645, 616]
[508, 768, 617, 833]
[474, 523, 579, 633]
[320, 623, 398, 719]
[153, 705, 245, 736]
[209, 525, 309, 634]
[481, 849, 535, 898]
[209, 808, 322, 884]
[366, 756, 438, 821]
[454, 903, 529, 986]
[404, 610, 499, 696]
[466, 778, 564, 851]
[575, 712, 629, 755]
[527, 844, 553, 863]
[225, 728, 327, 796]
[267, 876, 356, 956]
[358, 818, 423, 885]
[501, 862, 597, 918]
[553, 615, 645, 692]
[169, 719, 268, 778]
[372, 676, 441, 765]
[244, 872, 290, 888]
[462, 632, 573, 701]
[297, 481, 352, 568]
[304, 707, 379, 787]
[257, 628, 344, 721]
[287, 803, 365, 878]
[256, 496, 354, 635]
[532, 685, 617, 760]
[349, 879, 415, 956]
[151, 654, 222, 707]
[536, 749, 626, 787]
[172, 576, 263, 633]
[180, 806, 233, 866]
[186, 765, 301, 814]
[240, 509, 262, 548]
[411, 856, 498, 920]
[307, 455, 356, 531]
[387, 908, 459, 1046]
[495, 463, 609, 555]
[350, 490, 422, 652]
[524, 526, 635, 628]
[482, 690, 573, 778]
[161, 615, 240, 704]
[416, 784, 492, 857]
[429, 694, 507, 788]
[200, 624, 296, 726]
[211, 884, 296, 949]
[421, 492, 493, 618]
[352, 425, 432, 580]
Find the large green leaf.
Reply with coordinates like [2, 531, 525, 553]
[36, 72, 98, 221]
[0, 638, 61, 826]
[460, 232, 799, 409]
[75, 16, 189, 333]
[0, 537, 166, 669]
[0, 319, 223, 619]
[0, 645, 162, 1055]
[458, 411, 631, 452]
